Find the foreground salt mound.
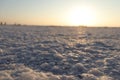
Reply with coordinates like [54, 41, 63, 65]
[0, 64, 78, 80]
[81, 73, 97, 80]
[71, 63, 87, 74]
[0, 71, 13, 80]
[88, 68, 104, 76]
[0, 64, 113, 80]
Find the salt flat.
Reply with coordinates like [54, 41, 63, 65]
[0, 26, 120, 80]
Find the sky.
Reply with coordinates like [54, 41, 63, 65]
[0, 0, 120, 27]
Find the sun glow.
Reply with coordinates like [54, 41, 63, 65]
[69, 6, 97, 26]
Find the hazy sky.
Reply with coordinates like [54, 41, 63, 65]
[0, 0, 120, 26]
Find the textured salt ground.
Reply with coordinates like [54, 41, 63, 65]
[0, 26, 120, 80]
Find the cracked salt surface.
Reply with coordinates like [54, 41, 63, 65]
[0, 26, 120, 80]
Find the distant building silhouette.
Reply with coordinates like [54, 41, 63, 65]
[0, 22, 3, 25]
[0, 22, 7, 26]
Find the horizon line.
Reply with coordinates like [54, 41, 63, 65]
[0, 23, 120, 28]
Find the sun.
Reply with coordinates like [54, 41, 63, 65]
[69, 6, 96, 26]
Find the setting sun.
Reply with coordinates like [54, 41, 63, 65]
[69, 6, 97, 26]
